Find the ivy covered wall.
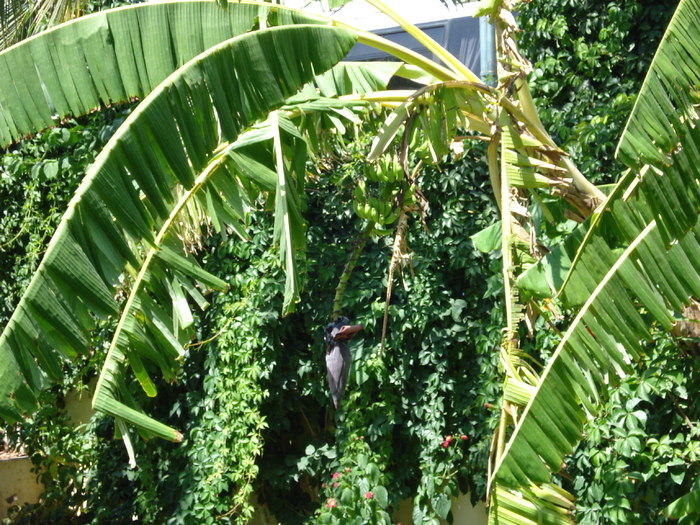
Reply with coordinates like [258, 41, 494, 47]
[1, 1, 698, 524]
[1, 125, 503, 523]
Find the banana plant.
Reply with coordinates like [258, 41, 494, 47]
[0, 0, 86, 49]
[486, 0, 700, 522]
[1, 0, 696, 521]
[0, 0, 501, 466]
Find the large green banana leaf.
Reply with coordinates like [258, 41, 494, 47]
[0, 0, 459, 149]
[489, 0, 700, 522]
[616, 0, 700, 171]
[0, 1, 324, 147]
[0, 23, 359, 437]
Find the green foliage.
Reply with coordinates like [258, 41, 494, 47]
[249, 142, 502, 523]
[79, 236, 278, 524]
[163, 238, 276, 524]
[1, 101, 502, 523]
[514, 2, 700, 521]
[0, 107, 128, 525]
[315, 438, 392, 524]
[3, 377, 98, 524]
[4, 243, 273, 524]
[5, 2, 697, 524]
[663, 474, 700, 524]
[0, 108, 128, 326]
[566, 334, 700, 524]
[517, 0, 677, 183]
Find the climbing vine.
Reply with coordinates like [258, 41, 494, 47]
[3, 2, 694, 524]
[249, 139, 503, 523]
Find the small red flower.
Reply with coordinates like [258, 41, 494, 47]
[333, 482, 339, 488]
[445, 435, 453, 443]
[326, 498, 337, 509]
[441, 440, 450, 448]
[484, 402, 493, 409]
[460, 435, 468, 441]
[365, 491, 374, 499]
[345, 467, 351, 473]
[332, 472, 341, 480]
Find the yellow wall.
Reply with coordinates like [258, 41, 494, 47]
[392, 493, 488, 525]
[0, 384, 94, 521]
[250, 493, 488, 525]
[0, 457, 43, 520]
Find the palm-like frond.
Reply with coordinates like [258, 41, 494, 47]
[0, 1, 461, 148]
[616, 0, 700, 171]
[489, 0, 700, 521]
[0, 23, 360, 437]
[0, 0, 418, 448]
[0, 0, 84, 49]
[0, 1, 289, 146]
[0, 0, 27, 47]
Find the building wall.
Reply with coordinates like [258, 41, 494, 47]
[0, 457, 43, 521]
[280, 0, 480, 30]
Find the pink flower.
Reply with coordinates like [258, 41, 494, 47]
[365, 491, 374, 499]
[445, 435, 453, 443]
[332, 472, 341, 480]
[460, 435, 468, 441]
[441, 440, 450, 448]
[333, 482, 339, 488]
[326, 498, 337, 509]
[345, 467, 351, 473]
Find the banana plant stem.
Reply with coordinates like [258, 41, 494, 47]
[362, 0, 480, 82]
[332, 223, 373, 319]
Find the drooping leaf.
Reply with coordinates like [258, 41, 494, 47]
[616, 0, 700, 170]
[471, 221, 502, 253]
[663, 475, 700, 520]
[490, 2, 700, 520]
[314, 61, 402, 97]
[368, 81, 491, 161]
[0, 24, 360, 439]
[270, 111, 306, 314]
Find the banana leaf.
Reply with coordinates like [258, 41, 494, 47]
[0, 24, 359, 442]
[489, 1, 700, 521]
